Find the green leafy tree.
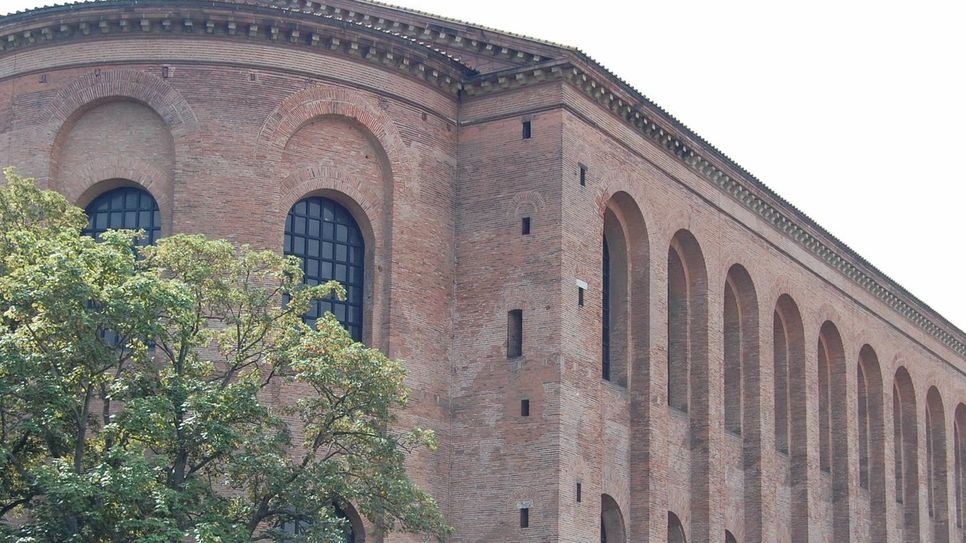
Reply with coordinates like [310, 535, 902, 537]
[0, 168, 449, 542]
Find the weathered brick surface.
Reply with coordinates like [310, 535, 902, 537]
[1, 2, 965, 542]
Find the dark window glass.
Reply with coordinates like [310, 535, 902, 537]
[277, 505, 355, 543]
[520, 508, 529, 528]
[285, 197, 365, 341]
[507, 310, 523, 358]
[83, 186, 161, 246]
[602, 237, 611, 380]
[522, 120, 532, 139]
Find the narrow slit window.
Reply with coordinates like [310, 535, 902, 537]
[522, 217, 531, 235]
[520, 508, 529, 528]
[578, 286, 585, 307]
[521, 399, 530, 417]
[522, 120, 532, 139]
[579, 164, 587, 186]
[576, 482, 582, 502]
[507, 310, 523, 358]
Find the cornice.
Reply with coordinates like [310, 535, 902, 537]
[464, 62, 966, 359]
[0, 1, 466, 95]
[266, 0, 556, 69]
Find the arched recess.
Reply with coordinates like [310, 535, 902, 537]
[667, 230, 709, 541]
[954, 404, 966, 532]
[668, 511, 687, 543]
[773, 294, 808, 542]
[724, 264, 760, 542]
[894, 367, 920, 539]
[276, 113, 391, 351]
[601, 192, 649, 388]
[817, 321, 850, 539]
[255, 84, 412, 203]
[926, 386, 950, 541]
[857, 345, 886, 542]
[49, 98, 175, 234]
[600, 494, 626, 543]
[724, 530, 738, 543]
[599, 191, 651, 540]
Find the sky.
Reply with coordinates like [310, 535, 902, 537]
[2, 0, 965, 333]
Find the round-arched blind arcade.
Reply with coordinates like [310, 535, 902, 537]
[285, 196, 365, 341]
[83, 186, 161, 245]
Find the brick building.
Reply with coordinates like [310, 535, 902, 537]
[1, 1, 964, 541]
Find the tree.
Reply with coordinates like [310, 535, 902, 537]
[0, 168, 449, 542]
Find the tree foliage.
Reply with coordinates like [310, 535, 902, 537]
[0, 168, 449, 542]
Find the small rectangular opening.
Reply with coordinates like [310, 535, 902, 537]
[521, 399, 530, 417]
[521, 217, 531, 235]
[507, 309, 523, 358]
[576, 482, 582, 502]
[520, 508, 529, 528]
[522, 120, 532, 139]
[578, 286, 585, 307]
[579, 164, 587, 186]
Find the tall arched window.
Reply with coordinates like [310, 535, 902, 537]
[667, 246, 689, 412]
[955, 404, 966, 530]
[602, 237, 611, 381]
[817, 322, 850, 540]
[285, 197, 365, 341]
[83, 186, 161, 245]
[858, 346, 886, 542]
[926, 386, 949, 540]
[725, 264, 761, 542]
[894, 368, 920, 536]
[773, 295, 808, 542]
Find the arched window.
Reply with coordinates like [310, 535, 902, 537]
[723, 278, 742, 435]
[773, 295, 808, 542]
[602, 237, 611, 380]
[894, 368, 920, 535]
[955, 404, 966, 529]
[600, 494, 625, 543]
[817, 322, 850, 540]
[83, 186, 161, 245]
[668, 511, 687, 543]
[926, 386, 949, 537]
[667, 245, 689, 412]
[858, 346, 886, 542]
[285, 197, 365, 341]
[725, 264, 761, 542]
[725, 530, 738, 543]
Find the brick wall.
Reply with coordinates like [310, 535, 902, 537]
[1, 3, 965, 542]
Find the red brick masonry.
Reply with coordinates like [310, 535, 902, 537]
[1, 1, 964, 541]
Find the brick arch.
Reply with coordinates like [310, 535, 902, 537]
[507, 190, 546, 221]
[255, 84, 413, 196]
[71, 157, 174, 234]
[279, 167, 385, 229]
[46, 69, 198, 147]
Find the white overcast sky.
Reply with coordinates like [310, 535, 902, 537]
[3, 0, 965, 333]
